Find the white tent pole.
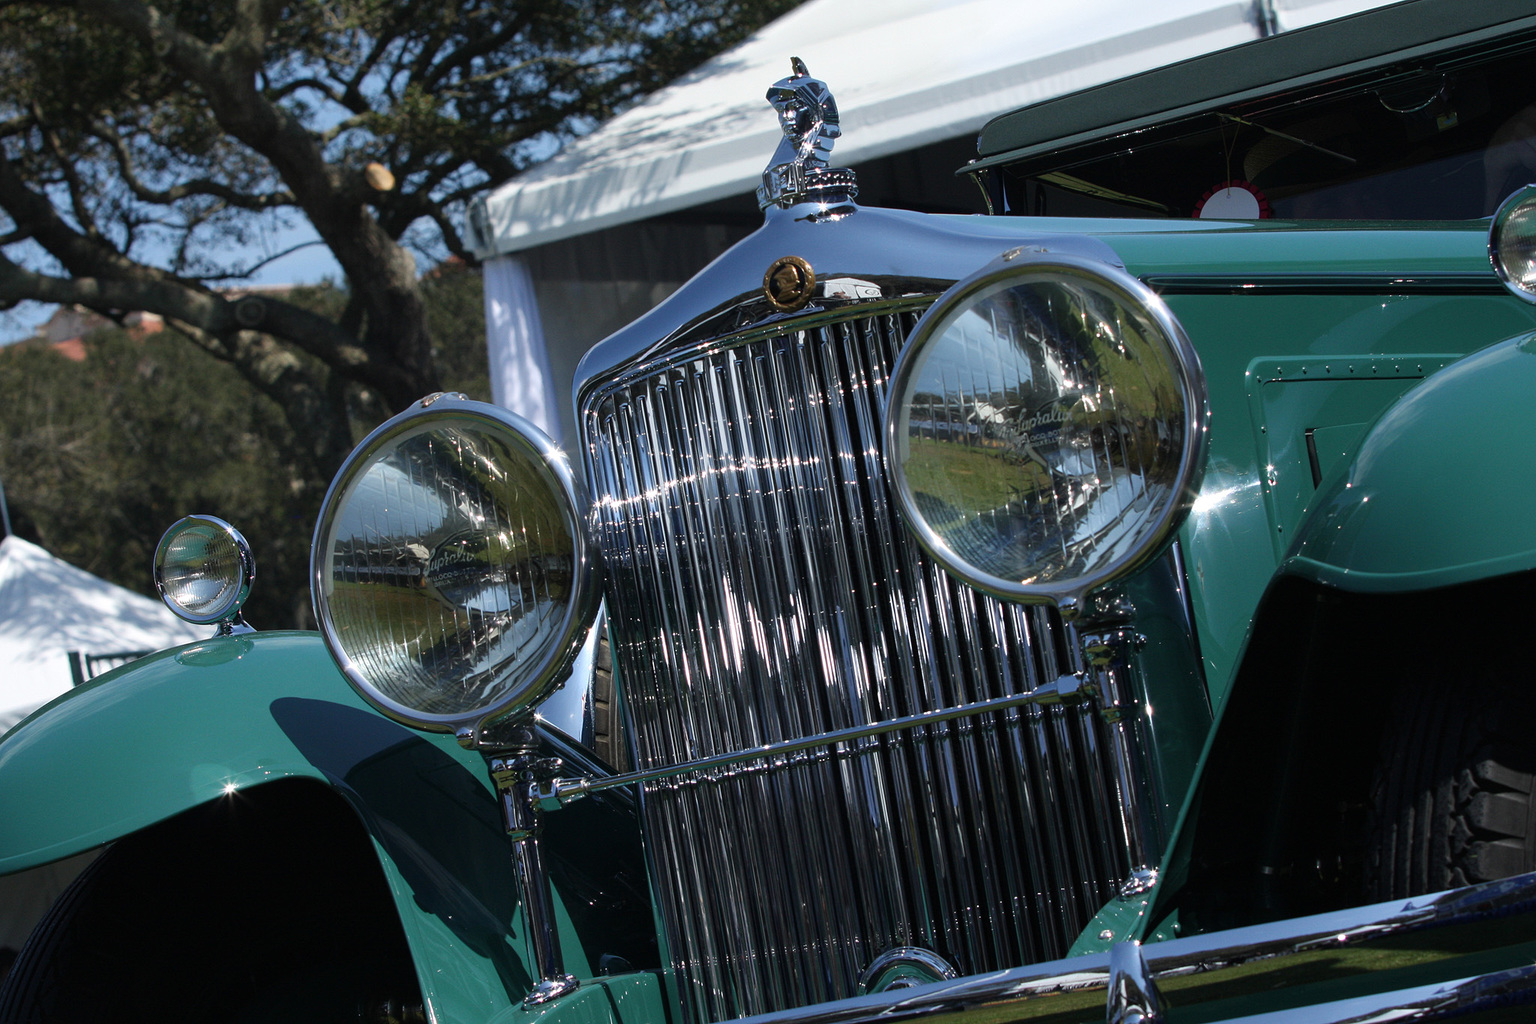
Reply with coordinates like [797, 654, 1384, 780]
[483, 254, 561, 443]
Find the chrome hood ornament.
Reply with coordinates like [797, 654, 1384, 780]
[756, 58, 859, 211]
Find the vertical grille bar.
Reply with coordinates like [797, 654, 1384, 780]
[585, 309, 1134, 1023]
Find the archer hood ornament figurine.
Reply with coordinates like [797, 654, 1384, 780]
[757, 58, 859, 211]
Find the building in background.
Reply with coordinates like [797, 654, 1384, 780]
[32, 306, 165, 361]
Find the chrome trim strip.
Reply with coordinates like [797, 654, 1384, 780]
[724, 871, 1536, 1024]
[1141, 272, 1504, 295]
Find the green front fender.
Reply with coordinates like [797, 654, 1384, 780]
[1282, 330, 1536, 592]
[0, 633, 364, 870]
[0, 631, 600, 1022]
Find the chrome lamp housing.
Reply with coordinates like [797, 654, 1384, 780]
[154, 514, 256, 635]
[1490, 183, 1536, 303]
[884, 251, 1207, 616]
[310, 394, 599, 746]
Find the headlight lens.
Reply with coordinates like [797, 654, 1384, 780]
[312, 395, 597, 740]
[154, 515, 255, 628]
[1491, 184, 1536, 303]
[884, 252, 1206, 615]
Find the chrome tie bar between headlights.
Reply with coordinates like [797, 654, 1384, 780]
[534, 673, 1095, 811]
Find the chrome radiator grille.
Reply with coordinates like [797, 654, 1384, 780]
[583, 305, 1133, 1023]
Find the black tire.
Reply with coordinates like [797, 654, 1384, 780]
[0, 848, 110, 1022]
[1367, 677, 1536, 901]
[0, 783, 422, 1024]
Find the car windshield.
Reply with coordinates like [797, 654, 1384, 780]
[998, 43, 1536, 221]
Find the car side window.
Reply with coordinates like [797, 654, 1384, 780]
[1004, 52, 1536, 221]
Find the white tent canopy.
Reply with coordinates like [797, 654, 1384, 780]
[0, 536, 204, 733]
[468, 0, 1392, 260]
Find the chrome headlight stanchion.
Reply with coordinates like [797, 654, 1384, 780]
[1078, 593, 1160, 893]
[310, 394, 601, 1007]
[485, 724, 580, 1006]
[494, 754, 579, 1006]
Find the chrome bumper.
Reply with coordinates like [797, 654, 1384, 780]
[727, 871, 1536, 1024]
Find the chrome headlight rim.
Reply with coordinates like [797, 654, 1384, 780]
[883, 251, 1207, 616]
[1490, 183, 1536, 303]
[311, 394, 599, 741]
[153, 514, 256, 628]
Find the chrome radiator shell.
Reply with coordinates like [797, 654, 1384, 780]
[581, 289, 1140, 1022]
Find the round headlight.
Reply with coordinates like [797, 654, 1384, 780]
[884, 251, 1206, 616]
[154, 515, 255, 631]
[1491, 184, 1536, 303]
[311, 395, 598, 741]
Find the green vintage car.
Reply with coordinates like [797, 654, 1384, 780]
[6, 1, 1536, 1021]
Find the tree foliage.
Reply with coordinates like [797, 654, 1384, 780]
[0, 0, 798, 483]
[0, 262, 491, 628]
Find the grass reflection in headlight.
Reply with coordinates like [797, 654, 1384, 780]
[887, 254, 1204, 612]
[316, 403, 589, 731]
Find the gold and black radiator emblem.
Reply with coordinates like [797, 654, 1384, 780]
[764, 255, 816, 312]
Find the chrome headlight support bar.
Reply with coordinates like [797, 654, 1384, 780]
[534, 621, 1169, 904]
[1078, 592, 1160, 894]
[484, 724, 581, 1007]
[532, 672, 1096, 811]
